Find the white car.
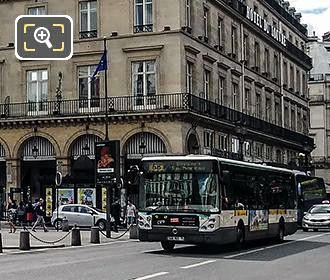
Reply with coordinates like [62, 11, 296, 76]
[51, 204, 107, 230]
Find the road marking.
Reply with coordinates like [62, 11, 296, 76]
[181, 259, 217, 269]
[134, 272, 169, 280]
[224, 232, 330, 259]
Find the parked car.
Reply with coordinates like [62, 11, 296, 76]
[302, 203, 330, 232]
[51, 204, 107, 230]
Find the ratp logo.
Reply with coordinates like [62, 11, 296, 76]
[15, 15, 73, 60]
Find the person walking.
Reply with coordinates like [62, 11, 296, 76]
[7, 198, 17, 233]
[31, 198, 48, 232]
[126, 200, 137, 228]
[17, 201, 26, 227]
[25, 201, 34, 227]
[111, 199, 121, 232]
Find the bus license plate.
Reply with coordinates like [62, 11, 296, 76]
[167, 236, 184, 241]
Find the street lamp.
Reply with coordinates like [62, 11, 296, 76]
[32, 127, 39, 159]
[82, 124, 90, 153]
[234, 120, 247, 160]
[139, 134, 146, 157]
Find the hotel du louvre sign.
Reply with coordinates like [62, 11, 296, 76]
[246, 6, 287, 47]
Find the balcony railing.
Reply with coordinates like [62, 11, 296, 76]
[79, 30, 98, 39]
[133, 24, 153, 33]
[0, 93, 313, 147]
[309, 74, 324, 82]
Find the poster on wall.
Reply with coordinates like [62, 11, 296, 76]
[56, 188, 74, 206]
[45, 187, 53, 217]
[102, 187, 107, 212]
[77, 188, 96, 207]
[95, 140, 120, 184]
[249, 210, 269, 231]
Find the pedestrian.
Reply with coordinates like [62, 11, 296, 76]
[6, 198, 17, 233]
[32, 198, 39, 222]
[26, 201, 34, 227]
[17, 201, 26, 227]
[31, 198, 48, 232]
[111, 199, 121, 232]
[126, 200, 137, 228]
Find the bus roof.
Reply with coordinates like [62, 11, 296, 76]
[142, 155, 294, 174]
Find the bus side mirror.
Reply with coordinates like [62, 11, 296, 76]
[221, 170, 231, 185]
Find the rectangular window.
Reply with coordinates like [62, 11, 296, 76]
[291, 108, 296, 130]
[256, 143, 264, 159]
[80, 1, 97, 39]
[266, 146, 273, 160]
[296, 69, 300, 93]
[218, 17, 224, 50]
[297, 110, 302, 132]
[186, 61, 193, 94]
[245, 88, 251, 114]
[274, 53, 279, 81]
[275, 100, 281, 125]
[256, 93, 261, 118]
[204, 131, 211, 148]
[231, 26, 237, 57]
[231, 137, 239, 153]
[302, 73, 306, 97]
[244, 141, 251, 157]
[132, 60, 156, 106]
[283, 61, 288, 87]
[289, 65, 294, 90]
[27, 69, 48, 112]
[243, 34, 249, 66]
[78, 65, 100, 109]
[203, 7, 209, 40]
[265, 97, 271, 122]
[218, 76, 225, 105]
[254, 41, 260, 71]
[134, 0, 153, 33]
[232, 82, 239, 110]
[264, 48, 269, 74]
[185, 0, 191, 28]
[284, 106, 289, 128]
[219, 134, 228, 151]
[28, 6, 46, 15]
[203, 70, 210, 100]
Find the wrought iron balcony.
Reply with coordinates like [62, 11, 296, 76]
[133, 24, 153, 33]
[79, 30, 98, 39]
[0, 93, 313, 148]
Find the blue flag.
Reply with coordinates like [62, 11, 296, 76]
[91, 50, 108, 81]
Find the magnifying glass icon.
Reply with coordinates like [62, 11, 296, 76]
[34, 27, 53, 49]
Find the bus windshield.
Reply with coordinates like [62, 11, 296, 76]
[139, 160, 219, 213]
[297, 176, 326, 201]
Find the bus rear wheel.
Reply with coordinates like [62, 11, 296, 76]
[235, 224, 245, 250]
[161, 241, 175, 252]
[276, 223, 285, 242]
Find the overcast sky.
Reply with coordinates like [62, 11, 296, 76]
[290, 0, 330, 38]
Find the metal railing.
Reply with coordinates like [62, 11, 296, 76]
[79, 30, 98, 39]
[133, 24, 153, 33]
[0, 93, 313, 147]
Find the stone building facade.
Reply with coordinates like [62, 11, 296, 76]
[308, 33, 330, 192]
[0, 0, 313, 213]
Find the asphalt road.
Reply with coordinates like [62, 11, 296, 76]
[1, 230, 330, 280]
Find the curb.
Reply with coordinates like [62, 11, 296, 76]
[3, 244, 66, 250]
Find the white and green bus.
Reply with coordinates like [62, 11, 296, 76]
[138, 155, 297, 251]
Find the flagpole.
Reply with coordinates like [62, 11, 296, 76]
[104, 36, 109, 141]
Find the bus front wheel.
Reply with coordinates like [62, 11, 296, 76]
[161, 241, 175, 252]
[277, 223, 285, 242]
[235, 224, 245, 250]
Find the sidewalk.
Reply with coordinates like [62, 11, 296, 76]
[0, 223, 131, 253]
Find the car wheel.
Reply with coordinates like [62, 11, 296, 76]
[313, 228, 318, 232]
[302, 228, 308, 232]
[161, 241, 175, 252]
[97, 220, 106, 231]
[54, 219, 63, 230]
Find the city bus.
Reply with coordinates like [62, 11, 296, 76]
[295, 173, 327, 225]
[138, 155, 297, 251]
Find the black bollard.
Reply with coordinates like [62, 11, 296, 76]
[71, 226, 81, 246]
[90, 227, 100, 244]
[62, 218, 69, 232]
[0, 232, 3, 253]
[129, 224, 139, 239]
[19, 231, 30, 251]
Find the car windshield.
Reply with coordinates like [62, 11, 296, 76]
[140, 160, 220, 213]
[309, 205, 330, 214]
